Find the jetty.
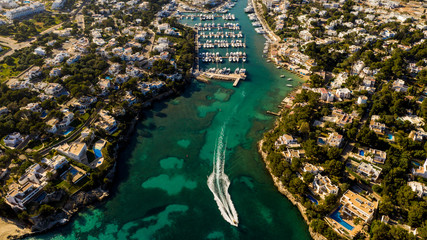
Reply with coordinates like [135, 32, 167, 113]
[199, 72, 246, 87]
[186, 9, 249, 87]
[266, 111, 280, 116]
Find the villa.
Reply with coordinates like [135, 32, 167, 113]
[365, 148, 387, 164]
[4, 132, 25, 148]
[95, 110, 118, 134]
[357, 96, 368, 105]
[312, 174, 339, 199]
[369, 115, 386, 134]
[412, 159, 427, 178]
[340, 190, 378, 223]
[56, 142, 88, 161]
[44, 83, 66, 96]
[326, 132, 344, 148]
[275, 134, 297, 147]
[303, 163, 323, 175]
[20, 102, 42, 113]
[46, 118, 59, 134]
[282, 149, 304, 161]
[6, 164, 48, 210]
[408, 130, 427, 142]
[356, 162, 382, 182]
[408, 181, 427, 198]
[392, 79, 408, 92]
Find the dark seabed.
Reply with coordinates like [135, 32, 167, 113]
[29, 0, 311, 239]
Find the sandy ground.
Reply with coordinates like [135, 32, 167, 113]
[0, 218, 30, 240]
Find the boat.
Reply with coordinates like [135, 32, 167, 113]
[286, 84, 292, 87]
[287, 78, 293, 81]
[242, 57, 246, 62]
[280, 75, 285, 78]
[276, 66, 281, 69]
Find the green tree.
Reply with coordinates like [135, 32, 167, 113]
[309, 74, 323, 87]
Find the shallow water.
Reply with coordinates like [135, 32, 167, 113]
[30, 0, 311, 239]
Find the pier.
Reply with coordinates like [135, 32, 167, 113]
[183, 10, 249, 87]
[197, 72, 246, 87]
[266, 111, 280, 116]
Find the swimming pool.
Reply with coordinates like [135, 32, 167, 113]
[330, 206, 354, 231]
[359, 150, 364, 156]
[388, 134, 393, 140]
[318, 138, 325, 144]
[94, 148, 103, 158]
[412, 161, 421, 167]
[62, 127, 74, 136]
[307, 195, 318, 205]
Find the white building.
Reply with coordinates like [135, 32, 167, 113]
[327, 132, 344, 148]
[50, 68, 62, 77]
[34, 47, 46, 56]
[56, 142, 87, 161]
[46, 118, 59, 134]
[335, 88, 351, 100]
[51, 0, 67, 9]
[357, 162, 381, 182]
[357, 96, 368, 105]
[312, 174, 339, 199]
[408, 182, 427, 198]
[5, 2, 45, 20]
[5, 164, 49, 210]
[303, 163, 323, 175]
[340, 190, 377, 223]
[42, 155, 68, 170]
[4, 132, 25, 147]
[44, 83, 64, 95]
[275, 134, 297, 147]
[413, 159, 427, 178]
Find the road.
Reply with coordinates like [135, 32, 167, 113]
[0, 22, 64, 62]
[252, 0, 280, 42]
[0, 0, 90, 62]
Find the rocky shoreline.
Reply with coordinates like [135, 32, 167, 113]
[3, 82, 188, 240]
[258, 139, 326, 240]
[257, 86, 326, 240]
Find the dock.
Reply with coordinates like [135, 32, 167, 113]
[201, 72, 246, 87]
[266, 111, 280, 116]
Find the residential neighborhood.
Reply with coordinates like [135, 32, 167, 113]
[259, 0, 427, 238]
[0, 0, 195, 234]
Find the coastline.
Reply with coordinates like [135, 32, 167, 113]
[250, 0, 310, 82]
[2, 82, 189, 240]
[257, 87, 326, 240]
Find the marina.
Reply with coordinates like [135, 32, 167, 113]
[179, 13, 237, 21]
[31, 0, 309, 239]
[182, 10, 250, 87]
[199, 39, 246, 49]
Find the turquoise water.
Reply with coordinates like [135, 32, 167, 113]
[29, 0, 311, 239]
[307, 195, 318, 205]
[94, 148, 102, 159]
[330, 206, 354, 231]
[62, 127, 74, 136]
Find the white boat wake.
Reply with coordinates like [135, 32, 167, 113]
[207, 126, 239, 227]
